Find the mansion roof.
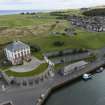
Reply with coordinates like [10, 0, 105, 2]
[5, 41, 29, 52]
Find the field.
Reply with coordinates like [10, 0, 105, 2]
[0, 9, 105, 77]
[0, 9, 105, 59]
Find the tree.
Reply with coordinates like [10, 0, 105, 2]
[20, 12, 24, 15]
[30, 44, 41, 52]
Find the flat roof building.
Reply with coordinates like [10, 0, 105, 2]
[62, 60, 88, 75]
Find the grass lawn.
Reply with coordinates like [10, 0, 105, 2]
[5, 63, 48, 77]
[0, 10, 105, 60]
[1, 29, 105, 60]
[0, 9, 81, 27]
[0, 12, 105, 51]
[23, 30, 105, 51]
[32, 51, 44, 60]
[0, 14, 58, 27]
[0, 66, 11, 71]
[54, 63, 64, 72]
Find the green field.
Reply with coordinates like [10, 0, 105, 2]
[0, 10, 81, 28]
[0, 14, 57, 27]
[19, 29, 105, 52]
[0, 9, 105, 77]
[0, 10, 105, 59]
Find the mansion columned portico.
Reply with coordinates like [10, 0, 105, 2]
[4, 41, 31, 65]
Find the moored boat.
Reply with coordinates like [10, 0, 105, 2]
[96, 67, 104, 73]
[82, 73, 92, 80]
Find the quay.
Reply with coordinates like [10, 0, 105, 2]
[0, 59, 105, 105]
[35, 59, 105, 105]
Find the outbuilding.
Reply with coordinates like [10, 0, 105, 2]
[62, 60, 88, 75]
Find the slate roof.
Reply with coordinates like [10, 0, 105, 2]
[5, 41, 29, 52]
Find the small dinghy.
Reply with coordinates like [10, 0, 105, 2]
[96, 67, 104, 73]
[82, 73, 92, 80]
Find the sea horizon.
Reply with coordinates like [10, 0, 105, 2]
[0, 10, 54, 15]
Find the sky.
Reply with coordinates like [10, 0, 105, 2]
[0, 0, 105, 10]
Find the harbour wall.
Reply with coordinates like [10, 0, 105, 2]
[35, 59, 105, 105]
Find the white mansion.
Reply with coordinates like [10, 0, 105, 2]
[4, 41, 31, 65]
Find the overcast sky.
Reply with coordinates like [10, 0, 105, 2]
[0, 0, 105, 10]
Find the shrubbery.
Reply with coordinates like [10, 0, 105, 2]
[72, 48, 88, 54]
[29, 44, 41, 52]
[85, 53, 96, 62]
[53, 41, 64, 47]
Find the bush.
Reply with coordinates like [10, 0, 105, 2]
[30, 44, 41, 52]
[85, 53, 96, 62]
[26, 12, 30, 15]
[20, 12, 24, 15]
[78, 48, 88, 53]
[72, 49, 78, 54]
[59, 51, 64, 56]
[53, 41, 64, 47]
[72, 48, 88, 54]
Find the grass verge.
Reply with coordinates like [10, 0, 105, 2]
[5, 63, 48, 77]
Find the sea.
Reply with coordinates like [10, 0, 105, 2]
[0, 10, 51, 15]
[44, 71, 105, 105]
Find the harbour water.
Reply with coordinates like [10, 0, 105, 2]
[44, 70, 105, 105]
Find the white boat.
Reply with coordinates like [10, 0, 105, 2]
[96, 67, 104, 73]
[82, 73, 92, 80]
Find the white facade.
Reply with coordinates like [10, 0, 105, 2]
[4, 41, 31, 65]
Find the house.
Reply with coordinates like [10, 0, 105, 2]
[62, 60, 88, 76]
[4, 41, 31, 65]
[69, 15, 105, 32]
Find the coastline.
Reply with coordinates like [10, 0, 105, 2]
[35, 60, 105, 105]
[0, 10, 52, 15]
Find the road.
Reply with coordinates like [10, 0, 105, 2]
[0, 78, 54, 105]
